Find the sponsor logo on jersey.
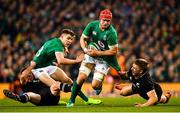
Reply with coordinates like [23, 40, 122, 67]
[92, 31, 97, 35]
[129, 76, 132, 80]
[98, 41, 105, 49]
[103, 35, 107, 40]
[136, 83, 140, 88]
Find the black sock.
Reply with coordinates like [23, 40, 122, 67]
[19, 94, 29, 103]
[60, 83, 72, 92]
[60, 83, 88, 101]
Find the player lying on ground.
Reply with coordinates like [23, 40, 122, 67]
[4, 81, 67, 106]
[3, 81, 101, 106]
[115, 59, 171, 107]
[3, 66, 101, 106]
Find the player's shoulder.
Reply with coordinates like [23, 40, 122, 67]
[45, 37, 59, 45]
[88, 20, 99, 26]
[140, 72, 153, 83]
[109, 25, 117, 34]
[44, 37, 55, 44]
[44, 38, 62, 48]
[48, 37, 58, 42]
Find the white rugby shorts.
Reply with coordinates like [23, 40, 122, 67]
[82, 54, 109, 75]
[32, 66, 57, 79]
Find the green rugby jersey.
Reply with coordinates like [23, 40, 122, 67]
[33, 38, 64, 69]
[83, 20, 121, 71]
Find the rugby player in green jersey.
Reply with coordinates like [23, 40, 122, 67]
[67, 9, 121, 107]
[20, 29, 82, 86]
[20, 29, 101, 105]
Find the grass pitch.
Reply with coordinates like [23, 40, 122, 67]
[0, 97, 180, 112]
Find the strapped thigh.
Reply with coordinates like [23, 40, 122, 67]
[79, 65, 91, 76]
[93, 72, 105, 82]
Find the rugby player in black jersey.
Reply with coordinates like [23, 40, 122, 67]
[3, 78, 71, 106]
[3, 66, 100, 106]
[115, 59, 171, 107]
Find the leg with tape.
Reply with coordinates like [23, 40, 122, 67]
[92, 72, 105, 95]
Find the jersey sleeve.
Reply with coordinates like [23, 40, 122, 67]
[107, 31, 118, 46]
[125, 69, 133, 80]
[82, 22, 93, 37]
[54, 43, 64, 52]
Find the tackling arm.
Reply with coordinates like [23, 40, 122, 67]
[136, 90, 158, 107]
[55, 52, 84, 65]
[20, 61, 36, 84]
[80, 34, 88, 53]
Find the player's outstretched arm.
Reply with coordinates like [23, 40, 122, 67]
[55, 52, 84, 65]
[135, 90, 158, 107]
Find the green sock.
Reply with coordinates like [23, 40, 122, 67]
[69, 82, 82, 103]
[78, 90, 88, 102]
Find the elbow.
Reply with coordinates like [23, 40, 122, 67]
[111, 50, 118, 55]
[19, 75, 25, 85]
[58, 61, 64, 65]
[30, 61, 36, 67]
[154, 96, 158, 103]
[114, 50, 118, 55]
[110, 47, 118, 55]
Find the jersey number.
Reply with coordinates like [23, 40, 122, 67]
[36, 46, 44, 57]
[98, 41, 105, 49]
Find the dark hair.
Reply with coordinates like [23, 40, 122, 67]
[134, 59, 149, 71]
[20, 65, 28, 74]
[61, 29, 76, 38]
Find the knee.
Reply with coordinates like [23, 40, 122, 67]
[76, 73, 87, 85]
[79, 65, 91, 76]
[92, 73, 104, 90]
[92, 84, 101, 90]
[93, 72, 104, 82]
[64, 77, 73, 84]
[92, 80, 102, 90]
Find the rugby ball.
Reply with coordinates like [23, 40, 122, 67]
[88, 42, 101, 50]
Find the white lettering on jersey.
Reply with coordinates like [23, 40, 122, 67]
[129, 76, 132, 80]
[92, 31, 97, 35]
[136, 83, 140, 88]
[103, 35, 107, 41]
[36, 46, 44, 57]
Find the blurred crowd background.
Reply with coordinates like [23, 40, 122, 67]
[0, 0, 179, 84]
